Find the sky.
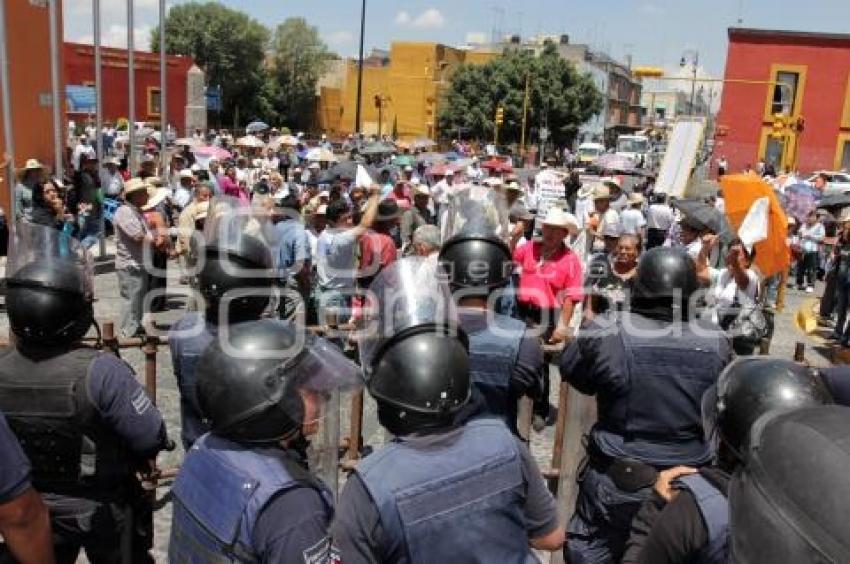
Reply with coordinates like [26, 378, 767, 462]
[63, 0, 850, 78]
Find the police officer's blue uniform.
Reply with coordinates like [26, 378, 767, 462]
[560, 311, 731, 563]
[459, 308, 542, 434]
[344, 418, 547, 563]
[169, 433, 334, 563]
[169, 312, 216, 449]
[675, 473, 729, 564]
[0, 347, 166, 563]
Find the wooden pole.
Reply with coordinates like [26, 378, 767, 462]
[143, 336, 158, 405]
[345, 390, 364, 467]
[545, 380, 570, 494]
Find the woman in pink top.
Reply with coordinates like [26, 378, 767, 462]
[513, 208, 584, 344]
[219, 165, 250, 205]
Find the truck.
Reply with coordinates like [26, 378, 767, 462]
[615, 134, 651, 168]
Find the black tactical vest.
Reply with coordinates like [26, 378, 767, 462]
[0, 347, 133, 499]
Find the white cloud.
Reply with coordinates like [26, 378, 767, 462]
[412, 8, 445, 29]
[396, 8, 445, 29]
[465, 32, 488, 45]
[327, 30, 355, 45]
[73, 23, 153, 51]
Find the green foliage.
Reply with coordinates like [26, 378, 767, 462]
[268, 18, 336, 131]
[438, 42, 604, 147]
[151, 2, 269, 127]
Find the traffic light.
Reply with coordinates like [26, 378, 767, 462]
[632, 66, 664, 78]
[495, 106, 504, 125]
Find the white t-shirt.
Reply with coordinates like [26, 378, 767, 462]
[619, 208, 646, 236]
[598, 209, 621, 238]
[574, 197, 593, 229]
[707, 268, 759, 324]
[647, 204, 674, 230]
[316, 227, 359, 290]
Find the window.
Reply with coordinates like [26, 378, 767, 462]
[758, 126, 787, 170]
[147, 87, 161, 117]
[835, 134, 850, 171]
[842, 76, 850, 128]
[763, 64, 807, 121]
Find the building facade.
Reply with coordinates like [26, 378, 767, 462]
[64, 42, 196, 134]
[715, 27, 850, 174]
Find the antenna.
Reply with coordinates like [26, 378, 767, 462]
[737, 0, 744, 25]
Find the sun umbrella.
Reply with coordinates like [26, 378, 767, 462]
[721, 174, 790, 278]
[235, 135, 265, 148]
[192, 145, 232, 160]
[305, 147, 338, 163]
[592, 153, 636, 173]
[411, 137, 437, 150]
[443, 151, 461, 161]
[672, 198, 733, 241]
[327, 161, 378, 182]
[480, 158, 513, 173]
[394, 155, 415, 167]
[174, 137, 200, 147]
[782, 183, 819, 223]
[245, 121, 269, 134]
[426, 163, 456, 177]
[359, 142, 396, 156]
[817, 192, 850, 210]
[394, 140, 411, 151]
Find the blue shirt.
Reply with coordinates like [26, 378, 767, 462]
[0, 411, 31, 504]
[273, 219, 311, 284]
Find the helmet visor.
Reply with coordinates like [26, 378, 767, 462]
[444, 183, 509, 240]
[7, 221, 93, 298]
[203, 196, 274, 275]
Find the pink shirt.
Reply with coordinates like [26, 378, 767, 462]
[513, 241, 584, 309]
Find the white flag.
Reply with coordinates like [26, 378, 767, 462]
[738, 196, 770, 251]
[355, 164, 373, 189]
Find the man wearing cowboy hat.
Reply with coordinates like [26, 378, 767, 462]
[603, 176, 628, 212]
[137, 153, 157, 179]
[400, 182, 435, 252]
[591, 183, 620, 252]
[14, 159, 45, 222]
[114, 178, 155, 338]
[619, 192, 646, 239]
[100, 155, 124, 198]
[574, 182, 596, 229]
[72, 134, 95, 171]
[174, 169, 195, 210]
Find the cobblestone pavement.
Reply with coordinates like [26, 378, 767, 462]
[0, 242, 833, 563]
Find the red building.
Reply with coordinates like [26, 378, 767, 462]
[63, 42, 195, 133]
[715, 28, 850, 175]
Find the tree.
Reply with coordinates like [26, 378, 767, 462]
[151, 2, 269, 128]
[268, 18, 336, 132]
[438, 42, 604, 148]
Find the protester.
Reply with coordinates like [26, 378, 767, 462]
[100, 155, 124, 198]
[114, 178, 153, 338]
[14, 159, 45, 223]
[141, 185, 172, 312]
[400, 183, 434, 252]
[797, 210, 824, 292]
[411, 224, 441, 265]
[273, 194, 312, 319]
[585, 233, 640, 320]
[619, 192, 646, 239]
[646, 192, 674, 249]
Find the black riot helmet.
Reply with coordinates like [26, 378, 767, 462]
[730, 406, 850, 564]
[197, 319, 361, 444]
[6, 223, 94, 347]
[438, 232, 513, 293]
[631, 246, 699, 320]
[359, 258, 471, 436]
[701, 357, 833, 469]
[199, 198, 274, 324]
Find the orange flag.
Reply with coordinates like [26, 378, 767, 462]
[720, 174, 790, 278]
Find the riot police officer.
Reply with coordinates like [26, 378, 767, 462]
[0, 223, 167, 563]
[169, 197, 276, 449]
[729, 405, 850, 563]
[622, 357, 833, 564]
[332, 257, 564, 562]
[438, 228, 543, 435]
[169, 319, 361, 563]
[559, 246, 732, 564]
[0, 411, 54, 563]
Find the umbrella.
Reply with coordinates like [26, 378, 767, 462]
[592, 153, 636, 173]
[672, 198, 733, 241]
[235, 135, 265, 148]
[305, 147, 338, 163]
[721, 174, 790, 278]
[416, 152, 446, 166]
[174, 137, 200, 147]
[245, 121, 269, 134]
[443, 151, 461, 161]
[411, 137, 437, 150]
[394, 140, 411, 150]
[192, 145, 232, 160]
[327, 161, 379, 182]
[480, 158, 513, 173]
[359, 142, 396, 156]
[782, 183, 819, 223]
[394, 155, 414, 167]
[426, 163, 457, 177]
[817, 192, 850, 210]
[267, 134, 299, 149]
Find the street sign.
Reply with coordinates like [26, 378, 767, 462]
[65, 85, 96, 113]
[539, 127, 549, 140]
[205, 85, 222, 112]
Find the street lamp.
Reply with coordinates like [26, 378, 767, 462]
[680, 50, 699, 116]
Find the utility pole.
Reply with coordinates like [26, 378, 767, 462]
[520, 73, 530, 157]
[354, 0, 366, 134]
[0, 0, 14, 213]
[689, 52, 699, 115]
[127, 0, 136, 175]
[48, 0, 63, 181]
[94, 0, 106, 257]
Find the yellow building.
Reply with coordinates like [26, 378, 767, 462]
[317, 42, 496, 140]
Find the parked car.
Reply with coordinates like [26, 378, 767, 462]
[807, 171, 850, 195]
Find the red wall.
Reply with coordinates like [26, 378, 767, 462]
[63, 42, 194, 134]
[715, 30, 850, 175]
